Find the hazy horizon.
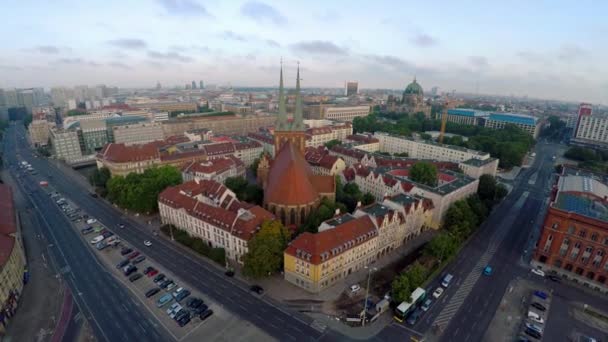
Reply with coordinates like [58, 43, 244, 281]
[2, 0, 607, 104]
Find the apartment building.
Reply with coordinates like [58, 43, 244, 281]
[233, 140, 263, 167]
[305, 122, 353, 148]
[162, 113, 275, 137]
[0, 185, 26, 335]
[572, 103, 608, 149]
[532, 167, 608, 293]
[50, 128, 84, 163]
[181, 156, 245, 183]
[304, 147, 346, 176]
[28, 119, 53, 147]
[158, 180, 275, 264]
[131, 101, 198, 113]
[112, 121, 165, 146]
[322, 105, 371, 122]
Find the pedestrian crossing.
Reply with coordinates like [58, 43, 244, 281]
[431, 192, 529, 330]
[310, 320, 327, 333]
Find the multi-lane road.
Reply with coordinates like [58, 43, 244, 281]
[6, 123, 335, 341]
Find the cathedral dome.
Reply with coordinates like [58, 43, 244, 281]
[403, 78, 423, 96]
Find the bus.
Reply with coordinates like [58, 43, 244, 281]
[394, 287, 427, 322]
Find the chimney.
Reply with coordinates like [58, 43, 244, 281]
[335, 208, 340, 216]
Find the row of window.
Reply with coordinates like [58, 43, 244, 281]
[551, 223, 608, 245]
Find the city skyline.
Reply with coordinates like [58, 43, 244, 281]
[2, 0, 607, 104]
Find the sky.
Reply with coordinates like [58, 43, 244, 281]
[1, 0, 607, 104]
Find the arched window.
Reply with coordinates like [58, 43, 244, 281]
[301, 207, 306, 222]
[281, 208, 286, 224]
[290, 208, 296, 225]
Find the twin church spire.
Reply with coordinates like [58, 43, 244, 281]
[276, 61, 304, 132]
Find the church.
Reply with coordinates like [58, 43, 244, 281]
[388, 77, 432, 118]
[257, 64, 336, 226]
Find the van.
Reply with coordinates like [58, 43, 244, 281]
[441, 274, 454, 288]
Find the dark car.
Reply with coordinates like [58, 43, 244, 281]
[153, 274, 166, 284]
[101, 231, 114, 239]
[145, 288, 161, 298]
[90, 193, 98, 198]
[199, 309, 214, 321]
[406, 308, 423, 326]
[127, 251, 140, 260]
[144, 266, 156, 275]
[124, 265, 137, 276]
[175, 290, 191, 303]
[250, 285, 264, 295]
[547, 275, 561, 282]
[129, 273, 143, 282]
[530, 302, 546, 312]
[120, 247, 133, 256]
[192, 303, 208, 315]
[177, 315, 191, 327]
[116, 259, 130, 269]
[225, 270, 235, 277]
[533, 290, 548, 300]
[175, 310, 190, 321]
[132, 255, 146, 264]
[187, 298, 204, 309]
[159, 280, 173, 289]
[81, 227, 94, 235]
[524, 327, 542, 339]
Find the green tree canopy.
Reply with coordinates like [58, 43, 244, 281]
[324, 139, 342, 149]
[424, 232, 458, 262]
[225, 176, 263, 205]
[409, 161, 438, 187]
[243, 220, 291, 278]
[391, 273, 412, 304]
[362, 192, 375, 206]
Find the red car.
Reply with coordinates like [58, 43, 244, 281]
[148, 269, 159, 277]
[127, 251, 140, 260]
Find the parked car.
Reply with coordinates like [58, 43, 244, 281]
[432, 287, 444, 299]
[169, 307, 183, 320]
[143, 266, 154, 275]
[192, 304, 208, 315]
[531, 269, 545, 277]
[90, 235, 104, 244]
[483, 265, 493, 276]
[95, 241, 108, 250]
[160, 280, 174, 289]
[349, 284, 361, 293]
[177, 314, 191, 327]
[118, 223, 125, 229]
[145, 288, 161, 298]
[166, 282, 177, 291]
[533, 290, 548, 300]
[406, 308, 423, 325]
[123, 265, 137, 276]
[120, 247, 133, 256]
[250, 285, 264, 295]
[199, 309, 214, 321]
[129, 273, 143, 282]
[156, 293, 173, 308]
[530, 302, 546, 312]
[166, 303, 181, 315]
[175, 290, 191, 303]
[225, 269, 235, 277]
[116, 259, 130, 269]
[524, 327, 542, 339]
[132, 255, 146, 264]
[148, 269, 159, 277]
[546, 275, 561, 282]
[81, 227, 94, 235]
[187, 298, 204, 309]
[527, 311, 544, 324]
[174, 310, 189, 321]
[172, 287, 185, 298]
[127, 251, 140, 260]
[421, 298, 433, 312]
[153, 274, 166, 284]
[86, 218, 97, 224]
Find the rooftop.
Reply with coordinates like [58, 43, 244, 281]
[488, 113, 538, 126]
[554, 192, 608, 222]
[461, 157, 498, 167]
[447, 108, 489, 117]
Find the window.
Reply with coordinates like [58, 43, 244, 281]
[579, 230, 587, 238]
[591, 233, 598, 242]
[567, 226, 575, 234]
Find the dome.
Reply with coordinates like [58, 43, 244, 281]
[403, 78, 423, 96]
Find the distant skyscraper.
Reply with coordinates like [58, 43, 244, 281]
[191, 81, 196, 89]
[156, 81, 161, 90]
[431, 87, 439, 96]
[345, 81, 358, 97]
[199, 80, 204, 89]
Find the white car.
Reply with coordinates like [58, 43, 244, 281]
[350, 284, 361, 293]
[432, 287, 444, 299]
[144, 240, 152, 247]
[86, 218, 97, 225]
[166, 303, 181, 315]
[531, 268, 545, 277]
[172, 287, 184, 298]
[90, 235, 104, 244]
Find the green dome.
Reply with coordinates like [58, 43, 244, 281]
[403, 78, 423, 96]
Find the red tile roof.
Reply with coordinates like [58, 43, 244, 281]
[182, 156, 244, 176]
[98, 142, 160, 163]
[285, 216, 377, 265]
[0, 234, 16, 269]
[203, 142, 235, 156]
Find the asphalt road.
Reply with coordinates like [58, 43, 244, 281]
[3, 124, 170, 342]
[7, 123, 334, 341]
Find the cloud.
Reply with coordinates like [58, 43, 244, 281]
[33, 45, 61, 54]
[54, 58, 101, 67]
[147, 50, 193, 62]
[170, 44, 210, 53]
[241, 1, 286, 26]
[409, 33, 437, 47]
[265, 39, 280, 47]
[108, 62, 132, 70]
[468, 56, 489, 67]
[219, 31, 248, 42]
[363, 54, 413, 70]
[557, 44, 587, 62]
[107, 39, 147, 50]
[157, 0, 211, 17]
[290, 41, 348, 55]
[0, 65, 22, 71]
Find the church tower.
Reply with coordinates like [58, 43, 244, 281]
[273, 62, 307, 156]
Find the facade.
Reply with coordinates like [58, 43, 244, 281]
[112, 122, 164, 146]
[182, 156, 245, 184]
[345, 81, 358, 97]
[533, 171, 608, 293]
[161, 113, 275, 137]
[80, 119, 109, 153]
[305, 147, 346, 176]
[158, 180, 274, 264]
[233, 140, 263, 167]
[323, 105, 371, 122]
[572, 103, 608, 149]
[306, 122, 352, 148]
[0, 185, 26, 334]
[28, 119, 52, 147]
[258, 64, 336, 226]
[284, 193, 433, 293]
[132, 101, 198, 113]
[50, 128, 84, 163]
[446, 108, 540, 138]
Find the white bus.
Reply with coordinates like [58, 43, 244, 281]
[394, 287, 427, 322]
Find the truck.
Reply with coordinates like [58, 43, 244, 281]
[394, 287, 427, 322]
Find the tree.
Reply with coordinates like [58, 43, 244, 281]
[420, 133, 432, 140]
[250, 157, 261, 177]
[225, 176, 263, 205]
[324, 139, 342, 149]
[90, 167, 111, 188]
[406, 263, 427, 288]
[394, 152, 409, 157]
[225, 176, 248, 193]
[424, 232, 458, 262]
[66, 109, 87, 116]
[243, 220, 291, 278]
[362, 192, 375, 205]
[409, 162, 438, 187]
[444, 200, 478, 240]
[392, 273, 412, 304]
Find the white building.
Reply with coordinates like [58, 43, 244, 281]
[112, 122, 165, 146]
[181, 156, 245, 184]
[50, 128, 83, 163]
[323, 105, 371, 122]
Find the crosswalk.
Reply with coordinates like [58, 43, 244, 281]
[310, 320, 327, 333]
[431, 191, 529, 330]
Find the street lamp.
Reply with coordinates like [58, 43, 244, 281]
[362, 265, 377, 327]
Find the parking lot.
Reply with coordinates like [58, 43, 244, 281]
[45, 187, 275, 342]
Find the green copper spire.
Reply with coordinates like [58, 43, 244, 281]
[292, 62, 304, 131]
[276, 59, 287, 130]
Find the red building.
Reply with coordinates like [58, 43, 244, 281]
[533, 170, 608, 293]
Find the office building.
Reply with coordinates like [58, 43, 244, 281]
[0, 185, 26, 335]
[446, 108, 540, 138]
[158, 180, 275, 264]
[322, 105, 371, 122]
[80, 119, 109, 153]
[192, 81, 197, 89]
[28, 119, 53, 147]
[112, 121, 165, 146]
[161, 113, 275, 137]
[533, 167, 608, 293]
[345, 81, 358, 97]
[131, 101, 198, 113]
[572, 103, 608, 149]
[50, 128, 84, 163]
[199, 80, 204, 89]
